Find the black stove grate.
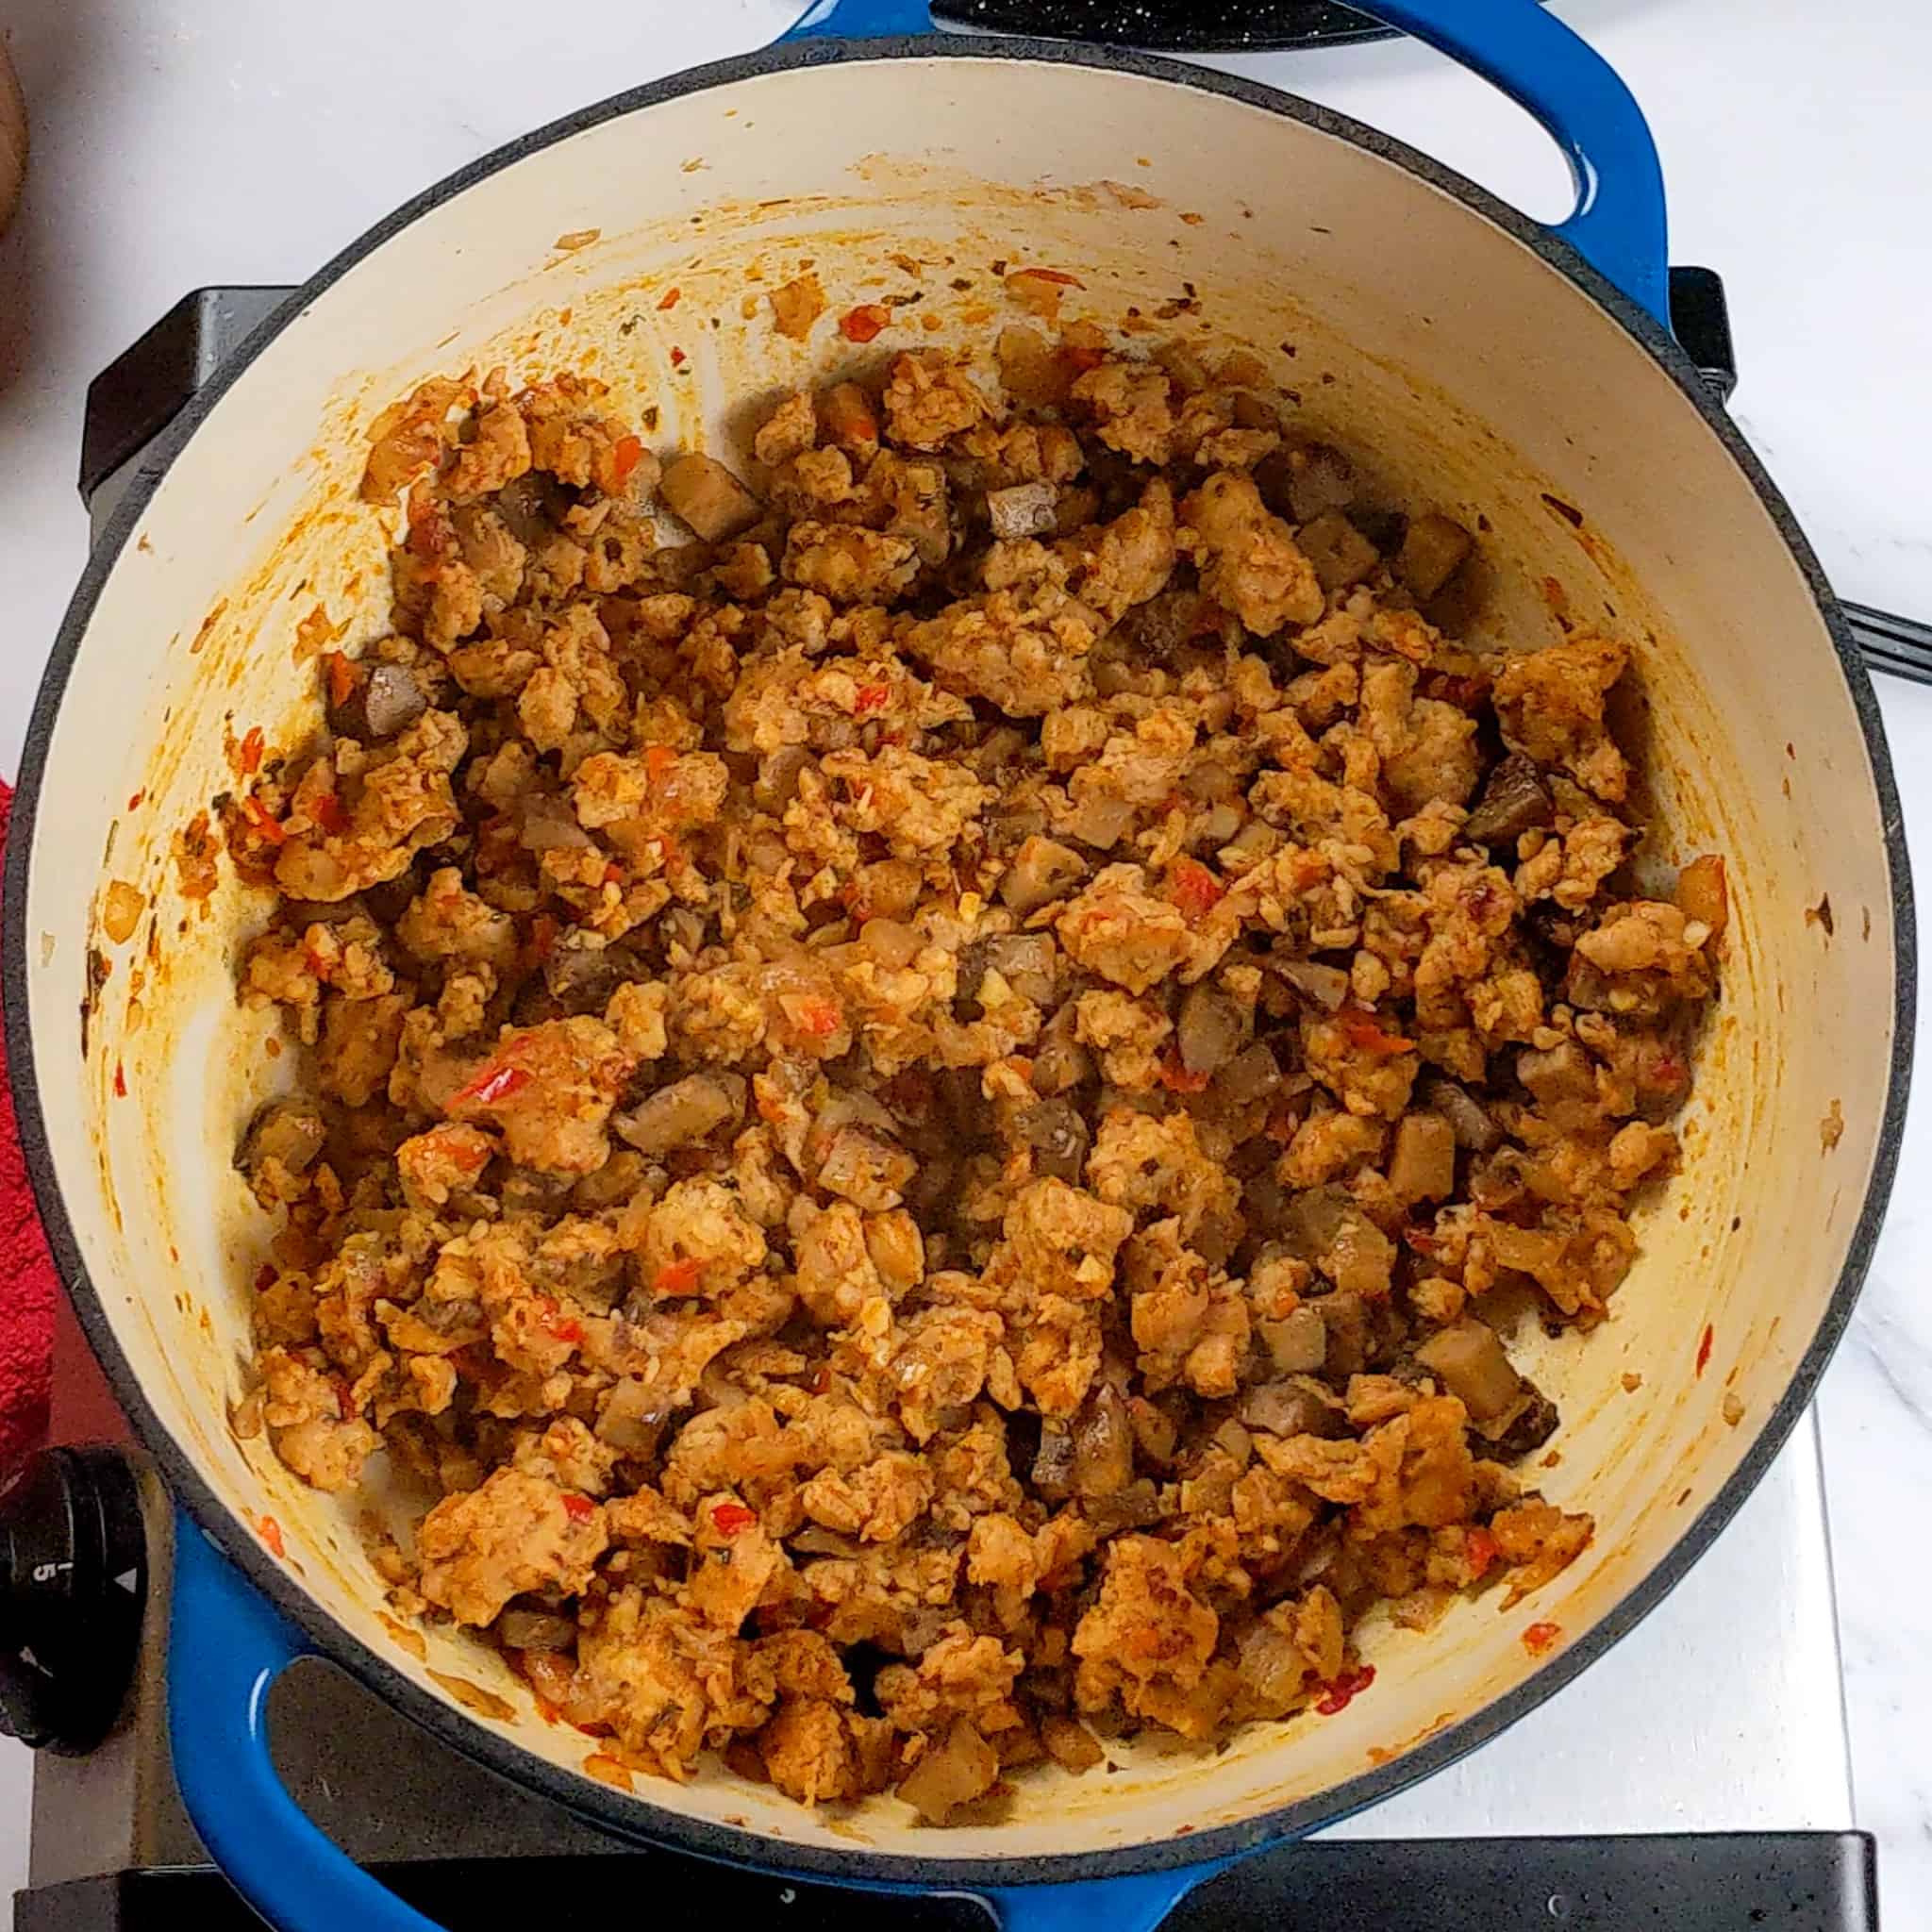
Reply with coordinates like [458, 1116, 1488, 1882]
[934, 0, 1396, 48]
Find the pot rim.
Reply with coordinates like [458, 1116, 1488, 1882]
[4, 28, 1914, 1891]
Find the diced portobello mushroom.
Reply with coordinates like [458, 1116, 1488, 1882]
[1016, 1099, 1091, 1182]
[1176, 983, 1246, 1078]
[984, 934, 1058, 1006]
[1258, 439, 1357, 524]
[1414, 1318, 1522, 1422]
[1395, 511, 1474, 599]
[238, 1098, 326, 1179]
[987, 481, 1059, 541]
[1388, 1111, 1457, 1206]
[329, 660, 428, 742]
[1269, 954, 1352, 1012]
[1516, 1039, 1597, 1108]
[1257, 1304, 1328, 1374]
[614, 1074, 745, 1156]
[1214, 1041, 1283, 1108]
[660, 453, 763, 542]
[1315, 1291, 1371, 1376]
[898, 1718, 999, 1824]
[1082, 1477, 1171, 1535]
[998, 835, 1088, 915]
[496, 1607, 579, 1652]
[1419, 1075, 1504, 1156]
[1296, 511, 1381, 592]
[1031, 1002, 1094, 1096]
[1488, 1381, 1561, 1458]
[1031, 1422, 1075, 1500]
[1240, 1374, 1347, 1438]
[1071, 1383, 1136, 1499]
[1461, 753, 1555, 848]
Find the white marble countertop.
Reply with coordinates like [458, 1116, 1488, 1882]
[0, 0, 1926, 1923]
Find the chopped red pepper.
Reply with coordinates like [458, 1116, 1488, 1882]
[1169, 858, 1224, 920]
[710, 1502, 758, 1537]
[656, 286, 682, 310]
[791, 996, 842, 1040]
[646, 743, 677, 783]
[669, 345, 687, 369]
[610, 434, 645, 486]
[112, 1061, 127, 1098]
[1159, 1056, 1212, 1094]
[854, 681, 891, 715]
[560, 1492, 596, 1524]
[602, 862, 624, 887]
[839, 305, 891, 343]
[1522, 1621, 1562, 1657]
[653, 1257, 704, 1297]
[238, 725, 265, 775]
[126, 791, 144, 812]
[325, 651, 357, 708]
[1695, 1323, 1714, 1376]
[548, 1316, 585, 1347]
[1403, 1226, 1439, 1256]
[1338, 1007, 1411, 1056]
[242, 794, 286, 845]
[1464, 1527, 1499, 1582]
[257, 1515, 285, 1559]
[309, 791, 349, 837]
[1314, 1663, 1375, 1716]
[452, 1061, 531, 1108]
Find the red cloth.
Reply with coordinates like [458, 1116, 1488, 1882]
[0, 779, 57, 1469]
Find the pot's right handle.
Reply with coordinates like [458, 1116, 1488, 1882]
[168, 1511, 448, 1932]
[782, 0, 1671, 326]
[1347, 0, 1669, 323]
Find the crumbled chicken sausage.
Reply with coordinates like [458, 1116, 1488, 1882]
[232, 319, 1712, 1818]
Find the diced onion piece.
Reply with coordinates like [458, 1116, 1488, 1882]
[101, 879, 146, 944]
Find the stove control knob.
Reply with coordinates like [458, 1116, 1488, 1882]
[0, 1446, 147, 1752]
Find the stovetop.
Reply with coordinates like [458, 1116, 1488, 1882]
[6, 288, 1881, 1930]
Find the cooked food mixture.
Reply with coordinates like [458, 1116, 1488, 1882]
[227, 319, 1725, 1819]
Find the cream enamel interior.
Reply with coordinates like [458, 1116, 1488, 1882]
[21, 54, 1898, 1865]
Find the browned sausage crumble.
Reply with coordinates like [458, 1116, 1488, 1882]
[228, 321, 1724, 1821]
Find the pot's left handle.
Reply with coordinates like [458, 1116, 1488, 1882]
[168, 1510, 450, 1932]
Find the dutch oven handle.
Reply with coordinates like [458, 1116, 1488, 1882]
[781, 0, 1673, 325]
[169, 1512, 449, 1932]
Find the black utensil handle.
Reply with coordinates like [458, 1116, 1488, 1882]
[1845, 599, 1932, 688]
